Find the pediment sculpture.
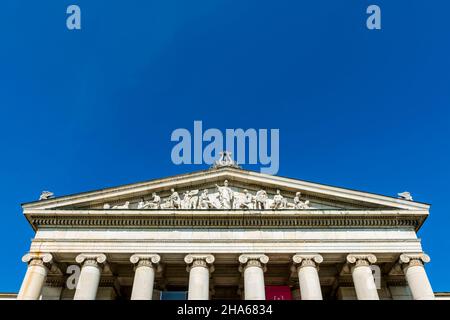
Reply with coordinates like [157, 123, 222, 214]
[105, 180, 313, 211]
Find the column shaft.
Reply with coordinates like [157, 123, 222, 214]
[347, 254, 379, 300]
[298, 266, 322, 300]
[17, 264, 48, 300]
[73, 254, 106, 300]
[351, 265, 379, 300]
[399, 254, 434, 300]
[131, 266, 155, 300]
[293, 254, 323, 300]
[17, 253, 53, 300]
[74, 264, 101, 300]
[239, 254, 269, 300]
[243, 266, 266, 300]
[185, 254, 215, 300]
[188, 266, 210, 300]
[130, 254, 160, 300]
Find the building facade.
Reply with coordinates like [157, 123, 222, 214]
[16, 162, 435, 300]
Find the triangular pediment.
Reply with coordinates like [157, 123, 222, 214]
[22, 167, 429, 212]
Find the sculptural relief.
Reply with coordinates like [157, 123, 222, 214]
[294, 192, 310, 209]
[198, 189, 214, 209]
[271, 189, 284, 209]
[169, 188, 181, 209]
[181, 190, 199, 209]
[101, 183, 313, 211]
[215, 180, 233, 209]
[255, 189, 268, 209]
[112, 201, 130, 209]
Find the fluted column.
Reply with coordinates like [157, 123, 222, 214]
[292, 254, 323, 300]
[346, 254, 379, 300]
[74, 253, 106, 300]
[130, 254, 161, 300]
[238, 254, 269, 300]
[17, 253, 53, 300]
[184, 254, 215, 300]
[399, 253, 434, 300]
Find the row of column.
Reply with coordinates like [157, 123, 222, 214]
[16, 252, 435, 300]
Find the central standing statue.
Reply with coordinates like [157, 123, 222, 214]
[215, 180, 234, 209]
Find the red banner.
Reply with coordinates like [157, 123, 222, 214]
[265, 286, 293, 300]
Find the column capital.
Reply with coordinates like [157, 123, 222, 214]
[184, 254, 215, 273]
[130, 254, 161, 269]
[238, 254, 269, 272]
[399, 253, 430, 269]
[75, 253, 107, 269]
[292, 254, 323, 269]
[22, 252, 53, 269]
[346, 254, 377, 267]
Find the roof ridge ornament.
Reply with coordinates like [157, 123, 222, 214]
[210, 151, 241, 169]
[39, 191, 54, 201]
[398, 191, 413, 201]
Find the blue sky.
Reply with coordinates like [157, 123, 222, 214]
[0, 0, 449, 293]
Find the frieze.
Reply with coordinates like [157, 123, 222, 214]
[27, 211, 424, 231]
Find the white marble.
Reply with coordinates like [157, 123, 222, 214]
[130, 254, 160, 300]
[73, 254, 106, 300]
[293, 254, 323, 300]
[400, 253, 434, 300]
[185, 254, 214, 300]
[17, 253, 53, 300]
[239, 254, 268, 300]
[347, 254, 379, 300]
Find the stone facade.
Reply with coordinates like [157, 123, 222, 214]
[15, 166, 435, 300]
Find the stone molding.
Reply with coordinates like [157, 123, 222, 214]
[292, 254, 323, 270]
[346, 253, 377, 267]
[238, 254, 269, 272]
[27, 211, 424, 231]
[184, 254, 215, 273]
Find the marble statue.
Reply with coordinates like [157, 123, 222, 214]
[294, 192, 310, 209]
[137, 198, 147, 210]
[169, 188, 181, 209]
[211, 151, 240, 169]
[148, 193, 161, 209]
[215, 180, 234, 209]
[271, 189, 284, 209]
[39, 191, 54, 200]
[102, 185, 313, 211]
[181, 190, 199, 209]
[255, 189, 268, 209]
[398, 191, 413, 201]
[241, 189, 255, 209]
[199, 189, 214, 209]
[112, 201, 130, 209]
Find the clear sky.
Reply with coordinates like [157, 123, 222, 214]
[0, 0, 449, 293]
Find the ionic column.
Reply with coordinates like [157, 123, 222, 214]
[399, 253, 434, 300]
[238, 254, 269, 300]
[292, 254, 323, 300]
[346, 254, 379, 300]
[184, 254, 215, 300]
[130, 254, 161, 300]
[74, 253, 106, 300]
[17, 253, 53, 300]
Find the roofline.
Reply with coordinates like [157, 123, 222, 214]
[21, 166, 430, 210]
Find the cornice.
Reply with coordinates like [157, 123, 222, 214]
[25, 209, 426, 231]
